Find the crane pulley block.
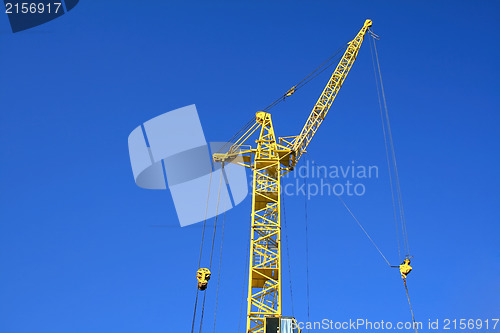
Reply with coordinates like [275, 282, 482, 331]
[284, 86, 296, 99]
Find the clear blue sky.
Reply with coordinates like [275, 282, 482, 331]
[1, 1, 499, 332]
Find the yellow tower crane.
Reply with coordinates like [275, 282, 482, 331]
[212, 19, 373, 333]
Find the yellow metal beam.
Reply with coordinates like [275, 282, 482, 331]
[288, 19, 372, 168]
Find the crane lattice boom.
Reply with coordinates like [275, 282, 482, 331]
[288, 19, 372, 168]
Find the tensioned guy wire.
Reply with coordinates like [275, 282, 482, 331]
[308, 156, 392, 267]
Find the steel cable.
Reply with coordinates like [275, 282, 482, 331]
[370, 31, 411, 257]
[198, 165, 225, 333]
[304, 178, 311, 332]
[212, 211, 226, 332]
[369, 32, 402, 262]
[308, 157, 392, 266]
[281, 190, 295, 317]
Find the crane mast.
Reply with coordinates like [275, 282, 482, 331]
[213, 19, 372, 333]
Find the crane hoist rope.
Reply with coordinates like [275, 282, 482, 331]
[369, 31, 411, 259]
[281, 191, 295, 318]
[404, 279, 418, 333]
[369, 31, 402, 262]
[212, 211, 226, 332]
[192, 165, 226, 333]
[191, 167, 215, 333]
[304, 178, 311, 328]
[238, 224, 251, 332]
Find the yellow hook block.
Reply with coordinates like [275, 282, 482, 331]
[399, 259, 412, 279]
[196, 268, 211, 291]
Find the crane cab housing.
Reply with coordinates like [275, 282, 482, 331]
[265, 316, 301, 333]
